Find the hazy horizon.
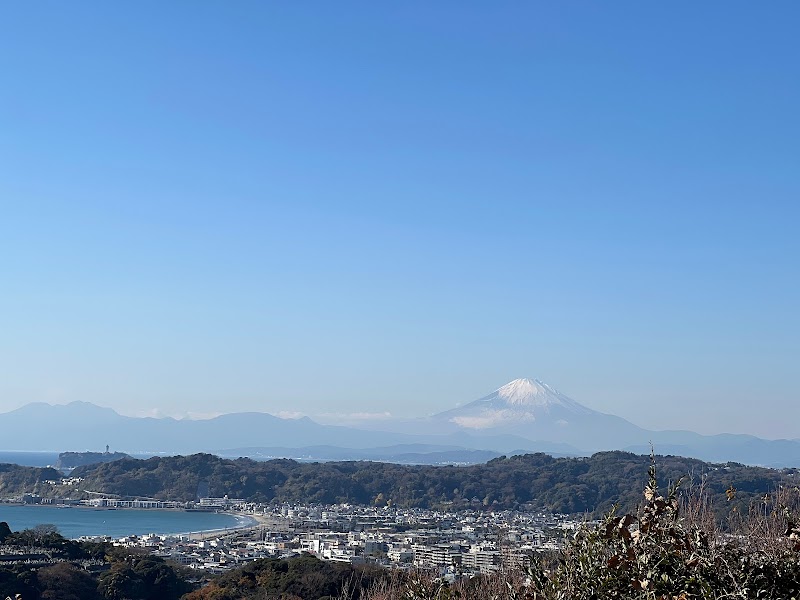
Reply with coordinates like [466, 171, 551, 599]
[1, 4, 798, 440]
[3, 376, 798, 443]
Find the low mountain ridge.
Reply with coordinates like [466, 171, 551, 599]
[2, 377, 799, 467]
[64, 451, 799, 519]
[218, 444, 507, 465]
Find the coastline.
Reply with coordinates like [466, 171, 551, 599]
[180, 511, 267, 540]
[0, 504, 258, 539]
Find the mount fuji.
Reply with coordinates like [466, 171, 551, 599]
[429, 378, 645, 451]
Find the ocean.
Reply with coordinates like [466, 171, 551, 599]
[0, 505, 251, 539]
[0, 452, 61, 467]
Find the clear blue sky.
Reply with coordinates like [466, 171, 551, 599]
[1, 3, 798, 438]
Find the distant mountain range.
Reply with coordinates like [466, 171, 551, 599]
[2, 378, 799, 467]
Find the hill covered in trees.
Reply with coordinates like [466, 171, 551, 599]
[65, 451, 796, 518]
[0, 463, 61, 497]
[0, 522, 193, 600]
[183, 554, 385, 600]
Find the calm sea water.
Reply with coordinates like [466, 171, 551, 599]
[0, 452, 60, 467]
[0, 505, 250, 539]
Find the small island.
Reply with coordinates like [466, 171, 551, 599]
[56, 448, 130, 470]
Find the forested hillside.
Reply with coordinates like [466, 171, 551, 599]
[0, 463, 61, 497]
[67, 451, 795, 518]
[0, 523, 193, 599]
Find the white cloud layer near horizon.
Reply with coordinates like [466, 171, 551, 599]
[122, 407, 394, 425]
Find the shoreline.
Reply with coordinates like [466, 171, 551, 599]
[1, 503, 261, 539]
[180, 512, 267, 540]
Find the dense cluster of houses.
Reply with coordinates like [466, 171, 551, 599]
[101, 502, 582, 577]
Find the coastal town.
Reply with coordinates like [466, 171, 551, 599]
[92, 502, 579, 577]
[1, 494, 583, 578]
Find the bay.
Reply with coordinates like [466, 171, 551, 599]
[0, 505, 251, 539]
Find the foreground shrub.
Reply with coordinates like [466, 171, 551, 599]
[525, 459, 800, 599]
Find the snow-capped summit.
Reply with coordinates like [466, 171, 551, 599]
[492, 378, 586, 410]
[476, 377, 596, 415]
[495, 378, 549, 404]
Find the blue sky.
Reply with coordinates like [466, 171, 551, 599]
[1, 3, 798, 438]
